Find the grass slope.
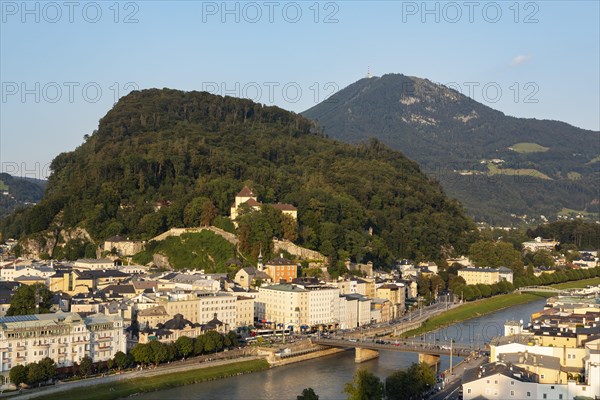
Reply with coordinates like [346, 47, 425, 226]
[133, 231, 237, 271]
[487, 164, 552, 180]
[36, 359, 270, 400]
[509, 142, 550, 153]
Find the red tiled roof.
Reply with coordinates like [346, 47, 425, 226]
[237, 186, 255, 197]
[244, 198, 262, 207]
[272, 203, 297, 211]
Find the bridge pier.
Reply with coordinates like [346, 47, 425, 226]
[355, 347, 379, 363]
[418, 353, 440, 373]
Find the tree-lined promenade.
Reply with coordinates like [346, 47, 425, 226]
[401, 276, 600, 338]
[30, 358, 269, 400]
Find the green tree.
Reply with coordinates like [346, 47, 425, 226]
[175, 336, 194, 359]
[184, 197, 209, 227]
[343, 368, 384, 400]
[203, 330, 224, 353]
[469, 241, 524, 276]
[9, 365, 28, 387]
[297, 387, 319, 400]
[149, 341, 169, 366]
[531, 250, 555, 267]
[79, 356, 93, 377]
[38, 357, 56, 381]
[7, 283, 53, 316]
[131, 343, 152, 367]
[200, 199, 218, 226]
[386, 363, 436, 400]
[224, 330, 239, 348]
[27, 362, 45, 386]
[113, 351, 128, 370]
[194, 334, 207, 355]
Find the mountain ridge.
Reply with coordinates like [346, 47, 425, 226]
[303, 73, 600, 224]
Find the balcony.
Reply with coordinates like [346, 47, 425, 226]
[16, 346, 25, 351]
[33, 343, 50, 348]
[96, 336, 112, 341]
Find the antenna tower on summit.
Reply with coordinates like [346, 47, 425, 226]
[367, 66, 372, 79]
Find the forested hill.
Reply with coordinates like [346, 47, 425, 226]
[1, 89, 475, 264]
[0, 173, 46, 220]
[303, 74, 600, 224]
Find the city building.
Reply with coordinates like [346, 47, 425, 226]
[0, 312, 126, 379]
[522, 237, 559, 252]
[458, 266, 513, 285]
[255, 284, 308, 329]
[264, 254, 297, 283]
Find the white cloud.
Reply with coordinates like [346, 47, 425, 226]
[511, 55, 532, 67]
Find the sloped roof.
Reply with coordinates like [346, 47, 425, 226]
[272, 203, 297, 211]
[137, 305, 168, 317]
[266, 255, 294, 266]
[164, 313, 196, 330]
[237, 186, 255, 197]
[101, 284, 136, 295]
[244, 198, 262, 207]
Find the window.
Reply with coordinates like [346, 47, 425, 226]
[527, 392, 531, 397]
[559, 395, 563, 399]
[494, 380, 498, 384]
[543, 395, 547, 399]
[511, 381, 515, 385]
[541, 374, 545, 379]
[510, 391, 515, 396]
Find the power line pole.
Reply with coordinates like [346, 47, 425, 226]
[450, 338, 454, 376]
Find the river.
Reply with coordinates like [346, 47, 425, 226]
[136, 298, 546, 400]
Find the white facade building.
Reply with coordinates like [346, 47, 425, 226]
[0, 312, 126, 378]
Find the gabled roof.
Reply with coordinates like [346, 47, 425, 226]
[244, 198, 262, 207]
[164, 313, 196, 330]
[237, 186, 255, 197]
[272, 203, 297, 211]
[462, 362, 536, 385]
[137, 305, 168, 317]
[266, 255, 294, 266]
[101, 284, 136, 295]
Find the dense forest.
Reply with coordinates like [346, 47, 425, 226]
[1, 89, 477, 265]
[527, 220, 600, 250]
[303, 74, 600, 224]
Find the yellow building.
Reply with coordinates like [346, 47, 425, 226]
[458, 267, 513, 285]
[230, 186, 297, 222]
[236, 296, 255, 327]
[375, 283, 405, 318]
[498, 352, 568, 384]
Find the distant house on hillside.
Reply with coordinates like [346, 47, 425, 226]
[230, 186, 297, 221]
[522, 237, 559, 252]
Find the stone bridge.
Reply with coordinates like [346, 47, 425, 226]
[313, 338, 475, 367]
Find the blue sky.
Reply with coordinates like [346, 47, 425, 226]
[1, 1, 599, 177]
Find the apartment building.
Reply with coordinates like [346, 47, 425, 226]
[458, 266, 513, 285]
[0, 312, 126, 378]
